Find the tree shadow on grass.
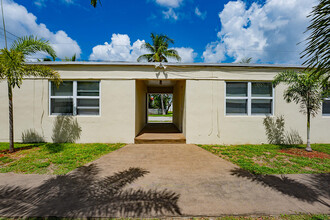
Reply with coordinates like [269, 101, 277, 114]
[276, 144, 304, 150]
[0, 164, 182, 218]
[43, 143, 65, 153]
[230, 168, 330, 208]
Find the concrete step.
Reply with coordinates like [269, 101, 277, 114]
[135, 134, 186, 144]
[135, 123, 186, 144]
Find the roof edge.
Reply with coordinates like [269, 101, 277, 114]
[26, 61, 306, 69]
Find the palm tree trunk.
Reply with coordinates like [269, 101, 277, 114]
[161, 94, 165, 115]
[306, 110, 312, 152]
[7, 82, 14, 153]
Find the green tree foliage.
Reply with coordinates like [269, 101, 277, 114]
[273, 70, 326, 151]
[301, 0, 330, 80]
[149, 94, 173, 114]
[0, 35, 61, 152]
[137, 33, 181, 62]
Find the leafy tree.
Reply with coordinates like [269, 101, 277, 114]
[137, 33, 181, 63]
[150, 94, 173, 115]
[301, 0, 329, 80]
[273, 70, 326, 151]
[0, 36, 61, 152]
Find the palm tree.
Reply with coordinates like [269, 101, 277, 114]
[0, 36, 61, 152]
[273, 70, 326, 152]
[137, 33, 181, 63]
[301, 0, 329, 81]
[137, 33, 181, 115]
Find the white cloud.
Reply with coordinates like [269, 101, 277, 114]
[203, 42, 226, 63]
[34, 0, 74, 7]
[202, 0, 317, 64]
[155, 0, 183, 8]
[34, 0, 46, 7]
[89, 34, 147, 62]
[62, 0, 74, 4]
[170, 47, 197, 63]
[2, 0, 81, 60]
[195, 7, 207, 20]
[162, 8, 178, 20]
[89, 34, 196, 63]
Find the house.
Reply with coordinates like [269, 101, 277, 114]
[0, 62, 329, 144]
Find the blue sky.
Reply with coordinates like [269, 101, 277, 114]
[1, 0, 317, 63]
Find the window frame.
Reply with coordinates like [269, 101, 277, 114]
[322, 97, 330, 116]
[49, 80, 101, 116]
[225, 81, 274, 116]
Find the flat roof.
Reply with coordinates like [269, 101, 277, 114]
[27, 61, 306, 69]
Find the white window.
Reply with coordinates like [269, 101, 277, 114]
[225, 82, 274, 115]
[323, 97, 330, 116]
[49, 81, 100, 116]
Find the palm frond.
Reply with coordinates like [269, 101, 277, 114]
[137, 54, 154, 62]
[23, 64, 62, 86]
[141, 43, 155, 53]
[164, 49, 181, 62]
[63, 54, 77, 61]
[273, 70, 324, 116]
[301, 0, 330, 79]
[11, 35, 56, 60]
[238, 57, 253, 64]
[272, 70, 300, 87]
[137, 33, 180, 63]
[91, 0, 100, 7]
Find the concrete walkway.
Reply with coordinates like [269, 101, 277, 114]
[0, 144, 329, 218]
[148, 116, 172, 122]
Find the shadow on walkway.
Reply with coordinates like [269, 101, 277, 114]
[230, 168, 330, 208]
[0, 164, 182, 218]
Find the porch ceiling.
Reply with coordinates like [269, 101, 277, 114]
[143, 80, 177, 87]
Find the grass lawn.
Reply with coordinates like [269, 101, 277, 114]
[149, 112, 173, 117]
[0, 142, 125, 175]
[199, 144, 330, 175]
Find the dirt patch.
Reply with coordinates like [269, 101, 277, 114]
[0, 146, 36, 154]
[279, 148, 330, 159]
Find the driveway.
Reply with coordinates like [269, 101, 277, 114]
[0, 144, 329, 218]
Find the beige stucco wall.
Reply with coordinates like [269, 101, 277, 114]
[0, 64, 329, 145]
[173, 80, 186, 135]
[135, 80, 147, 136]
[0, 79, 136, 143]
[185, 79, 330, 145]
